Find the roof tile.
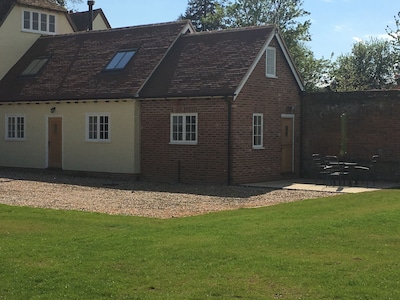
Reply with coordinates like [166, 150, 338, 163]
[0, 20, 191, 101]
[140, 25, 275, 98]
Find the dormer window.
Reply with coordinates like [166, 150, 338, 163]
[21, 57, 49, 76]
[23, 10, 56, 34]
[105, 50, 137, 71]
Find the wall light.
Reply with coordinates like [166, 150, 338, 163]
[50, 107, 56, 113]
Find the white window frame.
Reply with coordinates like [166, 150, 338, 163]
[252, 113, 264, 149]
[266, 47, 277, 78]
[170, 113, 198, 145]
[85, 113, 111, 142]
[5, 115, 26, 141]
[22, 10, 56, 35]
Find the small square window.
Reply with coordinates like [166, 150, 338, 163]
[6, 115, 25, 140]
[21, 57, 49, 76]
[105, 50, 136, 71]
[170, 113, 198, 144]
[86, 113, 110, 142]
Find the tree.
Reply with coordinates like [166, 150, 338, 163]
[180, 0, 330, 90]
[180, 0, 226, 31]
[331, 38, 397, 91]
[224, 0, 328, 91]
[387, 11, 400, 52]
[54, 0, 82, 8]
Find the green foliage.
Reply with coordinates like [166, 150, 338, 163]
[55, 0, 83, 8]
[180, 0, 227, 31]
[331, 38, 397, 91]
[224, 0, 330, 91]
[2, 190, 400, 299]
[386, 11, 400, 52]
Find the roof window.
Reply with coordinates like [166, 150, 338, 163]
[105, 50, 136, 71]
[21, 57, 49, 76]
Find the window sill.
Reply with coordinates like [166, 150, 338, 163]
[86, 140, 111, 143]
[170, 141, 198, 145]
[5, 139, 26, 142]
[252, 146, 265, 150]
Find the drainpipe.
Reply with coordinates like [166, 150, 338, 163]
[225, 96, 232, 185]
[87, 0, 95, 31]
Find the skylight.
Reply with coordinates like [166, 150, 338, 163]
[21, 57, 49, 76]
[105, 50, 136, 71]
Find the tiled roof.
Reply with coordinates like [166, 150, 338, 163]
[68, 8, 111, 31]
[16, 0, 65, 12]
[0, 20, 192, 102]
[0, 0, 13, 26]
[139, 25, 276, 98]
[1, 0, 66, 26]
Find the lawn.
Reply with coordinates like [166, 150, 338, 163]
[1, 190, 400, 299]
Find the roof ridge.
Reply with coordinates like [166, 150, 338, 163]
[191, 24, 276, 36]
[16, 0, 67, 12]
[38, 19, 191, 39]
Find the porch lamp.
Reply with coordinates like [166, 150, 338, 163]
[50, 107, 56, 113]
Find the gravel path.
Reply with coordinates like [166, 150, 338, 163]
[0, 169, 338, 218]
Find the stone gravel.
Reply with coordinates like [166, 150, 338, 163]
[0, 169, 337, 218]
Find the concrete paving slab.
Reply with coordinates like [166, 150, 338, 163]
[244, 179, 399, 193]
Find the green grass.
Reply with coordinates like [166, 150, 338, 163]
[1, 190, 400, 299]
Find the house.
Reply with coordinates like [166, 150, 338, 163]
[0, 19, 304, 185]
[0, 21, 194, 175]
[139, 25, 304, 184]
[0, 0, 110, 80]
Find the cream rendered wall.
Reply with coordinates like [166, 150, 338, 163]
[0, 104, 48, 168]
[0, 5, 74, 80]
[93, 14, 109, 30]
[0, 100, 140, 174]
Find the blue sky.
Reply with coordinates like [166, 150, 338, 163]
[71, 0, 398, 59]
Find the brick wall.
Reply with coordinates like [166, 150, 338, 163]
[141, 38, 303, 185]
[302, 90, 400, 180]
[230, 39, 302, 184]
[141, 98, 230, 185]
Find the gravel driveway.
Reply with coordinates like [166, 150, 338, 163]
[0, 169, 337, 218]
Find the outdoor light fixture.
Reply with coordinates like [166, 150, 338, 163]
[50, 107, 56, 113]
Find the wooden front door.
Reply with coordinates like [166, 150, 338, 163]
[281, 117, 294, 173]
[48, 117, 62, 168]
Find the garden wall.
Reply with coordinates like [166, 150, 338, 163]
[302, 90, 400, 181]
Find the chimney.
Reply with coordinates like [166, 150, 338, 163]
[87, 0, 95, 31]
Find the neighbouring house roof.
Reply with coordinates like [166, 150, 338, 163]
[139, 25, 277, 98]
[0, 20, 193, 102]
[68, 8, 111, 31]
[0, 0, 66, 27]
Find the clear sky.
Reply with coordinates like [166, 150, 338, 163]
[70, 0, 399, 60]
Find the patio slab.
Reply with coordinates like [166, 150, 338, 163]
[244, 179, 399, 193]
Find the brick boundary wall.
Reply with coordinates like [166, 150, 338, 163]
[302, 90, 400, 182]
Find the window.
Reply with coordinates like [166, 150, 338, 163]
[6, 115, 25, 140]
[253, 113, 263, 148]
[266, 47, 276, 77]
[21, 57, 49, 76]
[86, 114, 110, 142]
[170, 113, 198, 144]
[105, 50, 137, 71]
[22, 10, 56, 34]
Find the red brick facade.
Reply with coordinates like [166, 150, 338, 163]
[141, 37, 302, 185]
[230, 40, 302, 184]
[141, 98, 230, 185]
